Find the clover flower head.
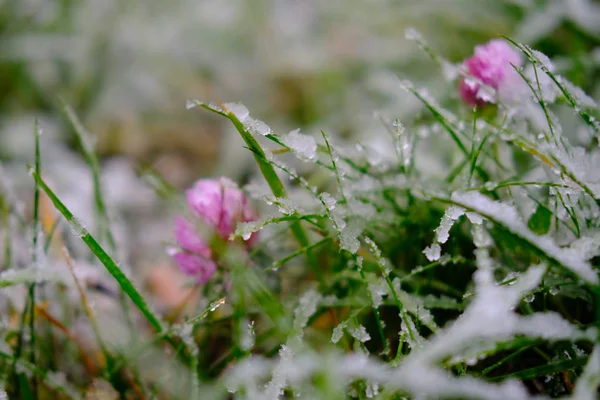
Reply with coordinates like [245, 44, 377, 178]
[459, 39, 522, 106]
[171, 177, 258, 283]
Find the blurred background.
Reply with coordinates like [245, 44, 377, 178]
[1, 0, 599, 303]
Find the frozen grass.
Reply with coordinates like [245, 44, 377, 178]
[1, 29, 600, 400]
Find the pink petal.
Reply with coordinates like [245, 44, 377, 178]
[174, 215, 211, 258]
[172, 252, 216, 284]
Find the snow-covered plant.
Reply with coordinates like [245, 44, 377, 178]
[1, 15, 600, 400]
[184, 32, 600, 399]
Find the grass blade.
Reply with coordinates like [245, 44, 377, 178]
[29, 170, 187, 358]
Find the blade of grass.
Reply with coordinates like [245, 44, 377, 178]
[62, 103, 137, 345]
[488, 356, 588, 382]
[12, 121, 42, 398]
[503, 37, 599, 134]
[267, 236, 332, 271]
[29, 170, 189, 361]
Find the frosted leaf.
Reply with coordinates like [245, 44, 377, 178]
[0, 389, 7, 400]
[175, 322, 199, 357]
[423, 244, 441, 261]
[319, 192, 337, 211]
[365, 382, 379, 398]
[331, 322, 346, 344]
[434, 206, 465, 243]
[422, 294, 459, 309]
[404, 27, 423, 41]
[530, 48, 555, 72]
[223, 102, 250, 121]
[451, 191, 598, 284]
[368, 282, 388, 308]
[347, 198, 377, 219]
[223, 102, 272, 136]
[518, 312, 594, 341]
[349, 325, 371, 343]
[472, 225, 493, 248]
[209, 297, 226, 312]
[523, 294, 535, 303]
[186, 100, 225, 113]
[466, 212, 484, 225]
[397, 291, 438, 332]
[339, 218, 365, 254]
[263, 195, 305, 215]
[232, 220, 264, 241]
[185, 99, 197, 109]
[240, 319, 255, 351]
[329, 207, 347, 230]
[247, 118, 272, 136]
[364, 237, 381, 259]
[282, 129, 317, 162]
[574, 347, 600, 400]
[560, 78, 598, 109]
[32, 226, 47, 272]
[400, 318, 424, 350]
[0, 267, 67, 287]
[293, 289, 322, 332]
[69, 217, 87, 237]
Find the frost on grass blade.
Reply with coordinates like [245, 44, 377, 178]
[423, 205, 465, 261]
[318, 192, 337, 211]
[574, 347, 600, 400]
[339, 217, 366, 254]
[331, 321, 347, 344]
[185, 99, 226, 115]
[450, 191, 598, 284]
[263, 195, 306, 215]
[223, 102, 272, 136]
[423, 243, 441, 262]
[434, 205, 465, 243]
[0, 267, 67, 287]
[281, 129, 317, 162]
[349, 325, 371, 343]
[509, 40, 600, 132]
